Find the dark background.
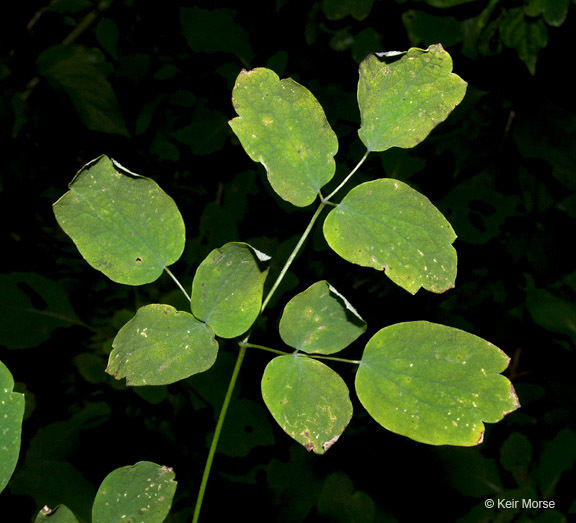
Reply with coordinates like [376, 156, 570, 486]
[1, 0, 576, 521]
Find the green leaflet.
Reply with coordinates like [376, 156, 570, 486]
[108, 304, 217, 386]
[355, 321, 520, 446]
[229, 68, 338, 207]
[279, 280, 366, 354]
[53, 156, 185, 286]
[0, 361, 25, 494]
[357, 44, 467, 152]
[191, 242, 269, 338]
[92, 462, 177, 522]
[323, 179, 457, 294]
[262, 355, 353, 454]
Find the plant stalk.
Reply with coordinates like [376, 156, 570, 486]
[193, 343, 248, 523]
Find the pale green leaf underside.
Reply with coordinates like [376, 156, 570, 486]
[191, 242, 269, 338]
[355, 321, 520, 446]
[358, 44, 467, 152]
[279, 280, 366, 354]
[108, 304, 218, 386]
[0, 361, 25, 494]
[262, 355, 353, 454]
[229, 67, 338, 207]
[323, 179, 457, 294]
[92, 461, 176, 523]
[53, 155, 185, 285]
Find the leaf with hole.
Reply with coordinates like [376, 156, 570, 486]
[92, 461, 176, 523]
[107, 304, 218, 386]
[355, 321, 520, 446]
[358, 44, 467, 152]
[0, 361, 25, 494]
[229, 68, 338, 207]
[323, 178, 457, 294]
[262, 355, 353, 454]
[279, 280, 366, 354]
[53, 155, 185, 286]
[191, 242, 269, 338]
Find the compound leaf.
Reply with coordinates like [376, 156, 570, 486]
[191, 242, 269, 338]
[323, 179, 457, 294]
[0, 361, 25, 494]
[355, 321, 520, 446]
[53, 156, 185, 286]
[108, 304, 217, 386]
[358, 44, 467, 152]
[92, 461, 176, 523]
[279, 280, 366, 354]
[229, 68, 338, 207]
[262, 355, 352, 454]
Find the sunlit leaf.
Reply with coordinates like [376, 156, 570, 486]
[323, 179, 457, 294]
[279, 280, 366, 354]
[53, 155, 185, 285]
[355, 321, 520, 446]
[0, 361, 25, 493]
[358, 44, 467, 152]
[262, 355, 352, 454]
[229, 68, 338, 207]
[108, 304, 217, 386]
[191, 242, 269, 338]
[92, 462, 176, 523]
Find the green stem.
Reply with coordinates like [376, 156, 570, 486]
[245, 343, 361, 364]
[164, 267, 191, 302]
[323, 150, 370, 202]
[307, 353, 362, 365]
[244, 343, 292, 356]
[260, 201, 327, 312]
[193, 343, 248, 523]
[194, 151, 371, 519]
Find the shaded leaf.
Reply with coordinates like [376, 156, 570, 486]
[34, 505, 78, 523]
[191, 242, 269, 338]
[229, 68, 338, 207]
[279, 280, 366, 354]
[322, 0, 374, 21]
[92, 462, 176, 523]
[323, 179, 457, 294]
[500, 432, 533, 486]
[0, 272, 80, 349]
[53, 156, 185, 285]
[358, 44, 467, 152]
[180, 8, 253, 63]
[317, 472, 375, 523]
[37, 45, 129, 136]
[0, 361, 25, 493]
[355, 321, 520, 446]
[500, 8, 548, 75]
[536, 428, 576, 499]
[214, 398, 275, 457]
[10, 461, 95, 521]
[108, 304, 218, 386]
[262, 355, 352, 454]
